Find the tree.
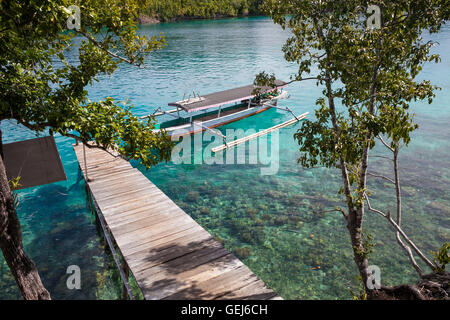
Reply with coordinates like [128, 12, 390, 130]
[138, 0, 266, 21]
[0, 0, 173, 299]
[260, 0, 449, 297]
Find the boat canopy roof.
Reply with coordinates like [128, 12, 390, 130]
[168, 79, 288, 113]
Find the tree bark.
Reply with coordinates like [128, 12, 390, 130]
[349, 59, 380, 288]
[0, 144, 51, 300]
[346, 209, 370, 287]
[393, 144, 424, 276]
[323, 76, 370, 287]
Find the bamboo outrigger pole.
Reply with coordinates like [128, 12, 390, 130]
[211, 112, 309, 153]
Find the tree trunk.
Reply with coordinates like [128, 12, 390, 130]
[0, 147, 51, 300]
[348, 60, 379, 289]
[347, 208, 370, 287]
[322, 74, 371, 288]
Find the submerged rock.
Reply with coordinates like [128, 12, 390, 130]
[234, 247, 251, 259]
[186, 191, 200, 202]
[245, 208, 259, 218]
[402, 186, 417, 197]
[437, 227, 450, 241]
[427, 201, 450, 215]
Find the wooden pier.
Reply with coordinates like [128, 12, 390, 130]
[73, 144, 280, 300]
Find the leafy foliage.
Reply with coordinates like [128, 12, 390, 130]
[356, 230, 376, 259]
[348, 275, 368, 300]
[261, 0, 448, 214]
[139, 0, 265, 21]
[432, 243, 449, 273]
[8, 177, 21, 208]
[259, 0, 449, 284]
[252, 71, 277, 97]
[8, 177, 21, 191]
[0, 0, 174, 168]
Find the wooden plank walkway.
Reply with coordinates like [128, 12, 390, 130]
[73, 144, 281, 300]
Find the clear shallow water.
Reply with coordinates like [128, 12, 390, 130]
[1, 17, 449, 299]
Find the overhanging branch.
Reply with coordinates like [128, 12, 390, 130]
[367, 172, 395, 184]
[76, 30, 142, 67]
[377, 135, 394, 152]
[62, 132, 124, 160]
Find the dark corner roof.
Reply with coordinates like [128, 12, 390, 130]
[168, 79, 288, 112]
[3, 136, 66, 190]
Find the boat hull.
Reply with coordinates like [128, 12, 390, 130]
[156, 105, 271, 138]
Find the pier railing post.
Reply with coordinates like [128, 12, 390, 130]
[122, 261, 130, 300]
[83, 143, 91, 182]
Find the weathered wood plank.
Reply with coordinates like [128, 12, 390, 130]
[93, 184, 161, 205]
[131, 236, 229, 276]
[163, 265, 260, 300]
[145, 254, 242, 300]
[139, 249, 234, 300]
[108, 206, 186, 233]
[98, 193, 170, 216]
[73, 144, 281, 300]
[88, 171, 148, 189]
[124, 230, 214, 263]
[219, 279, 279, 300]
[118, 224, 205, 254]
[112, 215, 202, 249]
[87, 170, 142, 186]
[127, 237, 220, 272]
[110, 210, 193, 238]
[104, 202, 182, 226]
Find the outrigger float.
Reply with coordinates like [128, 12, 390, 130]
[142, 79, 309, 152]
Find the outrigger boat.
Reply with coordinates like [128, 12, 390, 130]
[143, 79, 309, 151]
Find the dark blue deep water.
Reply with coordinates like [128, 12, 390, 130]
[1, 17, 449, 299]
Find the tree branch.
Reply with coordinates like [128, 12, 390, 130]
[16, 119, 50, 131]
[385, 212, 437, 271]
[392, 143, 424, 276]
[62, 132, 125, 160]
[347, 93, 380, 108]
[335, 207, 348, 219]
[276, 77, 319, 88]
[377, 135, 394, 152]
[396, 231, 424, 276]
[367, 172, 395, 184]
[364, 193, 437, 271]
[364, 193, 387, 218]
[75, 30, 142, 67]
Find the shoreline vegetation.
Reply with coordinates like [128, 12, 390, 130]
[137, 0, 265, 24]
[137, 13, 260, 25]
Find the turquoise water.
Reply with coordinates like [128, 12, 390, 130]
[1, 17, 449, 299]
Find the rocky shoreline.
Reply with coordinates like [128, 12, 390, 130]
[368, 272, 450, 300]
[138, 15, 160, 24]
